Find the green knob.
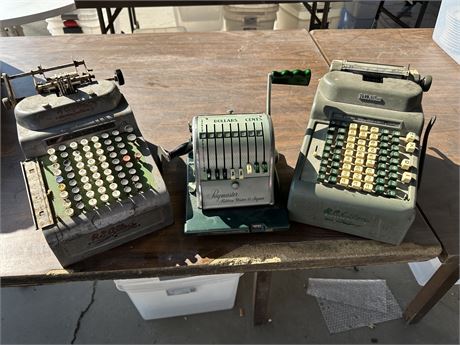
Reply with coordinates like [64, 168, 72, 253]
[271, 69, 311, 86]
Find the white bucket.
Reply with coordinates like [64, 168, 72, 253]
[174, 6, 223, 31]
[115, 273, 242, 320]
[224, 5, 279, 31]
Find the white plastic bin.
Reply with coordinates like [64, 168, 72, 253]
[276, 3, 310, 29]
[173, 6, 223, 32]
[224, 5, 279, 31]
[433, 0, 460, 64]
[46, 9, 107, 35]
[115, 273, 242, 320]
[408, 258, 460, 286]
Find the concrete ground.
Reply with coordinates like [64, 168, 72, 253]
[2, 264, 458, 344]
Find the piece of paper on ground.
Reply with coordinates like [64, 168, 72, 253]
[307, 278, 402, 334]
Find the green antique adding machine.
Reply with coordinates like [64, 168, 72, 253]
[2, 61, 173, 266]
[181, 69, 311, 235]
[288, 60, 434, 244]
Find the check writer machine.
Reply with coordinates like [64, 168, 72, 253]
[288, 60, 435, 244]
[1, 61, 173, 266]
[178, 69, 311, 235]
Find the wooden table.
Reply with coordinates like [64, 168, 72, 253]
[0, 30, 444, 325]
[311, 28, 460, 324]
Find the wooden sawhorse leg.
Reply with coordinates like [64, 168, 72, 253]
[253, 271, 272, 325]
[404, 256, 459, 324]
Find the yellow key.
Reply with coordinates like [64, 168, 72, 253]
[365, 167, 375, 176]
[368, 147, 378, 154]
[406, 142, 416, 153]
[401, 159, 411, 170]
[356, 151, 366, 159]
[369, 140, 378, 147]
[344, 149, 354, 157]
[353, 165, 363, 174]
[367, 153, 377, 161]
[346, 143, 355, 150]
[357, 139, 366, 146]
[348, 129, 357, 136]
[341, 170, 351, 178]
[366, 159, 376, 168]
[359, 131, 368, 139]
[360, 125, 369, 132]
[339, 177, 349, 187]
[342, 163, 352, 171]
[355, 158, 365, 166]
[370, 127, 379, 134]
[364, 175, 374, 183]
[351, 180, 362, 190]
[357, 145, 366, 152]
[349, 123, 358, 130]
[370, 133, 379, 141]
[346, 136, 356, 143]
[401, 172, 412, 184]
[405, 132, 417, 142]
[344, 156, 353, 164]
[363, 183, 373, 192]
[58, 183, 66, 191]
[352, 173, 362, 181]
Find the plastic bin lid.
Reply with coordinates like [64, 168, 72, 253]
[224, 4, 279, 14]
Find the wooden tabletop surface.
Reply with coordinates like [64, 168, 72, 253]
[311, 29, 459, 259]
[0, 30, 441, 286]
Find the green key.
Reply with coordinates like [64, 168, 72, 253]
[380, 142, 389, 149]
[392, 137, 400, 144]
[337, 134, 345, 141]
[390, 158, 399, 165]
[317, 173, 326, 181]
[377, 170, 386, 178]
[387, 180, 398, 189]
[332, 161, 340, 169]
[327, 134, 334, 140]
[326, 139, 333, 145]
[389, 165, 398, 173]
[330, 168, 339, 176]
[391, 145, 399, 151]
[378, 156, 388, 163]
[334, 148, 342, 155]
[328, 126, 336, 133]
[393, 130, 401, 137]
[324, 145, 331, 152]
[338, 128, 346, 134]
[319, 166, 327, 173]
[381, 135, 389, 142]
[389, 172, 398, 180]
[332, 154, 341, 161]
[321, 159, 328, 166]
[335, 140, 344, 147]
[375, 185, 385, 194]
[380, 149, 388, 156]
[378, 163, 387, 170]
[322, 152, 330, 159]
[386, 190, 397, 197]
[390, 151, 399, 158]
[328, 176, 337, 184]
[376, 177, 385, 185]
[382, 129, 390, 135]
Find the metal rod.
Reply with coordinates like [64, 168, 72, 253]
[6, 61, 86, 80]
[266, 73, 272, 116]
